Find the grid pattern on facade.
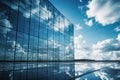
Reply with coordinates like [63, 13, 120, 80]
[0, 0, 74, 61]
[0, 0, 75, 80]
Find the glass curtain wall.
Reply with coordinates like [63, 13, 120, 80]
[0, 0, 74, 61]
[0, 0, 75, 80]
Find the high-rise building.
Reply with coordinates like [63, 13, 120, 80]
[0, 0, 74, 61]
[0, 0, 74, 80]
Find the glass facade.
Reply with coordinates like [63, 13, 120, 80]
[0, 0, 74, 61]
[0, 0, 75, 80]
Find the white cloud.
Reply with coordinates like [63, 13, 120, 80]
[74, 34, 120, 60]
[48, 39, 61, 48]
[94, 63, 120, 80]
[75, 24, 82, 30]
[95, 71, 110, 80]
[86, 0, 120, 26]
[0, 19, 12, 28]
[80, 0, 83, 2]
[114, 26, 120, 32]
[1, 0, 53, 20]
[65, 45, 71, 54]
[65, 43, 73, 54]
[85, 78, 88, 80]
[1, 0, 70, 32]
[117, 34, 120, 41]
[23, 1, 53, 20]
[74, 35, 91, 59]
[75, 48, 91, 59]
[11, 41, 27, 56]
[75, 62, 120, 80]
[0, 11, 13, 37]
[85, 19, 93, 27]
[91, 34, 120, 60]
[75, 63, 92, 76]
[4, 40, 28, 59]
[74, 35, 86, 49]
[54, 16, 70, 31]
[40, 6, 53, 20]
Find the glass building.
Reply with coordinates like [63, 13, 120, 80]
[0, 0, 74, 61]
[0, 0, 74, 80]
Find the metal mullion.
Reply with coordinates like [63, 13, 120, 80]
[26, 0, 32, 79]
[12, 0, 20, 80]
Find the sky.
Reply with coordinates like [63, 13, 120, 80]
[49, 0, 120, 60]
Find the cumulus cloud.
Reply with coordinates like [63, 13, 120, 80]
[114, 26, 120, 32]
[54, 16, 70, 31]
[79, 0, 83, 2]
[75, 48, 92, 59]
[65, 45, 71, 54]
[11, 41, 27, 56]
[85, 19, 93, 27]
[10, 39, 61, 60]
[0, 19, 12, 28]
[4, 40, 28, 60]
[74, 34, 86, 49]
[1, 0, 53, 20]
[94, 64, 120, 80]
[0, 19, 12, 37]
[91, 34, 120, 60]
[0, 11, 13, 37]
[74, 34, 91, 59]
[48, 39, 72, 60]
[75, 34, 120, 60]
[75, 62, 120, 80]
[75, 63, 92, 74]
[1, 0, 70, 32]
[86, 0, 120, 26]
[117, 34, 120, 41]
[48, 39, 61, 48]
[74, 35, 91, 59]
[40, 6, 53, 20]
[75, 24, 82, 30]
[93, 39, 120, 52]
[95, 71, 110, 80]
[2, 0, 69, 31]
[21, 0, 40, 18]
[65, 43, 73, 55]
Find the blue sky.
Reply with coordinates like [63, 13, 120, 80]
[49, 0, 119, 44]
[49, 0, 120, 60]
